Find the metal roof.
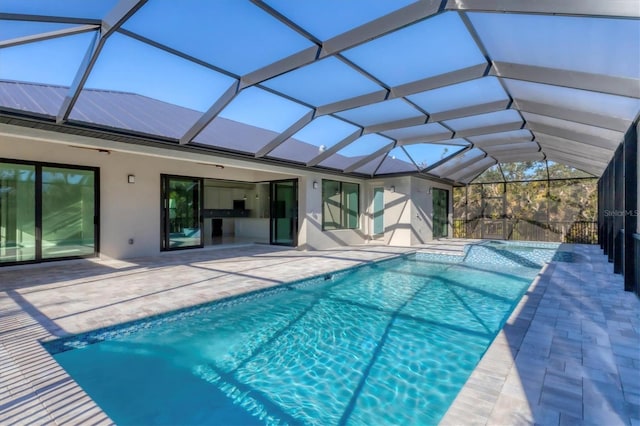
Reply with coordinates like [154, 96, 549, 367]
[1, 0, 639, 182]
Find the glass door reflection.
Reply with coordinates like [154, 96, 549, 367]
[270, 180, 297, 246]
[432, 188, 449, 238]
[42, 167, 96, 259]
[0, 163, 36, 263]
[162, 175, 202, 250]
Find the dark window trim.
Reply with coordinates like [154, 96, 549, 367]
[0, 157, 100, 267]
[160, 174, 204, 252]
[321, 179, 360, 231]
[269, 178, 299, 247]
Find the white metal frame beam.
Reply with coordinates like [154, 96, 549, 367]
[450, 156, 496, 182]
[180, 81, 240, 144]
[363, 116, 428, 134]
[433, 150, 487, 177]
[317, 64, 487, 116]
[455, 121, 523, 138]
[429, 99, 509, 122]
[527, 120, 623, 151]
[483, 142, 540, 154]
[420, 145, 471, 173]
[493, 152, 545, 163]
[0, 24, 98, 48]
[343, 142, 396, 173]
[240, 46, 320, 89]
[543, 151, 606, 175]
[543, 149, 608, 167]
[396, 131, 455, 145]
[491, 62, 640, 98]
[255, 110, 316, 157]
[320, 0, 445, 57]
[316, 91, 388, 116]
[390, 64, 488, 98]
[244, 0, 444, 88]
[537, 136, 614, 162]
[515, 98, 632, 133]
[0, 13, 100, 25]
[470, 134, 533, 148]
[306, 129, 363, 167]
[55, 0, 148, 124]
[446, 0, 640, 18]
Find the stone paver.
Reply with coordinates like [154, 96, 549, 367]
[1, 242, 638, 425]
[0, 244, 415, 424]
[441, 244, 640, 426]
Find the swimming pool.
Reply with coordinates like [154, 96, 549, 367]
[44, 243, 555, 425]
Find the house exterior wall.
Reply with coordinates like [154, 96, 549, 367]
[382, 176, 413, 246]
[409, 177, 454, 244]
[362, 176, 454, 247]
[0, 131, 288, 259]
[0, 124, 449, 262]
[297, 175, 369, 250]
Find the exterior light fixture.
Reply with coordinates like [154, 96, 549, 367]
[313, 181, 319, 189]
[127, 174, 135, 184]
[390, 185, 395, 193]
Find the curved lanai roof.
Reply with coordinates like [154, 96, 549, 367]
[1, 0, 639, 182]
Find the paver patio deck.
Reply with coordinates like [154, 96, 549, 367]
[1, 241, 638, 425]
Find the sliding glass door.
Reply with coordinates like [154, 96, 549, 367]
[0, 160, 98, 266]
[42, 167, 96, 259]
[433, 188, 449, 239]
[373, 187, 384, 235]
[161, 175, 203, 250]
[0, 163, 36, 263]
[270, 179, 297, 246]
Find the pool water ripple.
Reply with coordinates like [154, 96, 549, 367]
[47, 243, 551, 425]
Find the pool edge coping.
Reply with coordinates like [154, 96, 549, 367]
[40, 241, 550, 425]
[40, 250, 416, 354]
[439, 257, 557, 425]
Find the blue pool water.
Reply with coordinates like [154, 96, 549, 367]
[45, 243, 559, 425]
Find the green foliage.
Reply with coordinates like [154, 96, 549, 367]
[453, 168, 598, 242]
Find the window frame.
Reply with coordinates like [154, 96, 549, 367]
[321, 179, 360, 231]
[0, 157, 100, 266]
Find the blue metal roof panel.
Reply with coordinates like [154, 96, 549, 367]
[0, 80, 65, 116]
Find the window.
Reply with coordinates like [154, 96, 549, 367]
[322, 180, 359, 230]
[432, 188, 449, 238]
[1, 159, 98, 265]
[373, 187, 384, 235]
[160, 175, 202, 250]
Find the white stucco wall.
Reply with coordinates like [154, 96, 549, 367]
[0, 131, 293, 259]
[298, 174, 368, 250]
[362, 176, 453, 247]
[381, 177, 413, 246]
[1, 123, 452, 259]
[409, 177, 454, 244]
